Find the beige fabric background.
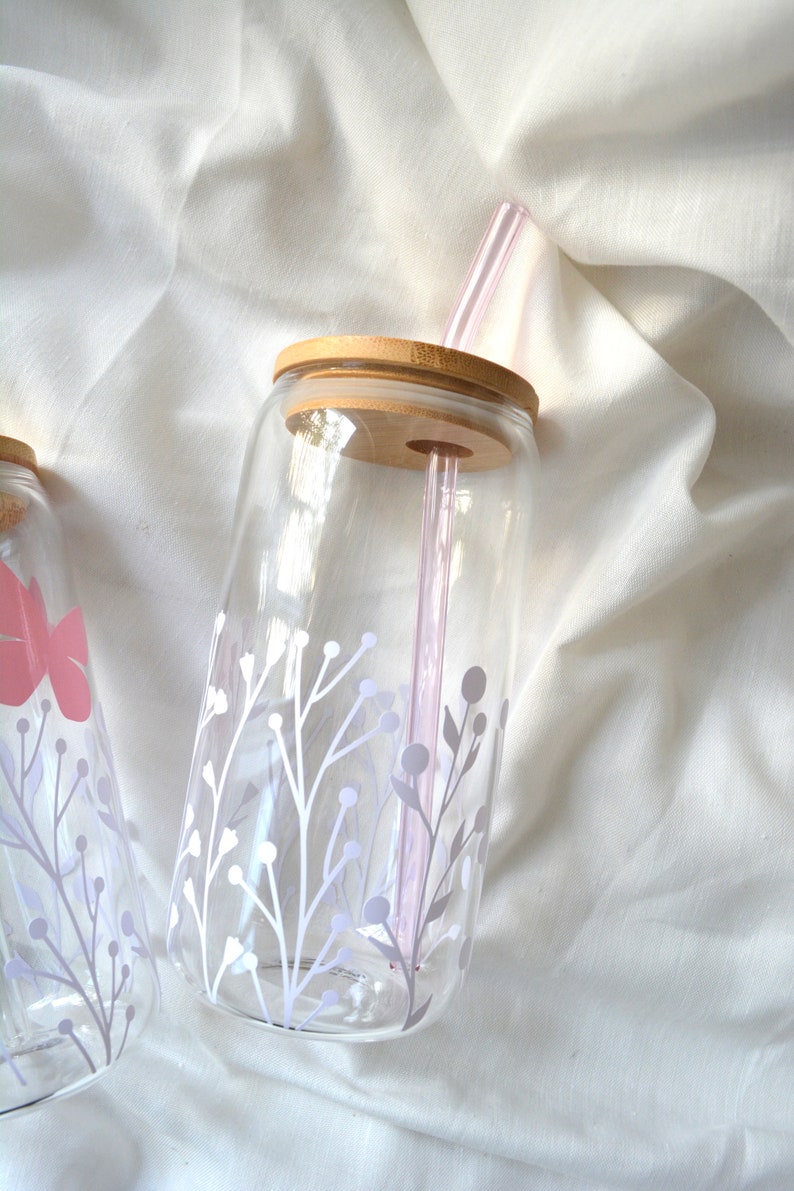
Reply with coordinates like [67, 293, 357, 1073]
[3, 1, 794, 1187]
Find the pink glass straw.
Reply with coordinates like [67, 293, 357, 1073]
[394, 201, 529, 964]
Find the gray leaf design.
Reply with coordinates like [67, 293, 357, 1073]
[0, 809, 24, 844]
[16, 882, 44, 912]
[449, 821, 466, 863]
[391, 775, 421, 810]
[241, 781, 259, 805]
[443, 706, 460, 752]
[460, 742, 480, 776]
[369, 938, 402, 964]
[425, 891, 453, 924]
[403, 995, 433, 1032]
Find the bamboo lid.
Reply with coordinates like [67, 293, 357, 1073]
[0, 436, 38, 473]
[0, 436, 37, 531]
[274, 336, 538, 421]
[273, 337, 537, 472]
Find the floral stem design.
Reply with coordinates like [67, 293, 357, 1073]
[172, 623, 498, 1034]
[365, 666, 500, 1030]
[1, 704, 147, 1081]
[174, 627, 399, 1028]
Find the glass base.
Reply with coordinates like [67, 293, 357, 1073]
[202, 954, 442, 1041]
[0, 1031, 109, 1116]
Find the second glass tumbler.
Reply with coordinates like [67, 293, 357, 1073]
[167, 337, 538, 1039]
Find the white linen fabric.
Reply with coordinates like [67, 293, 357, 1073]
[3, 1, 794, 1187]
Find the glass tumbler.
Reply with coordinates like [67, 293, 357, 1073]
[0, 437, 158, 1113]
[167, 337, 538, 1039]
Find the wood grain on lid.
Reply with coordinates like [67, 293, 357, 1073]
[273, 336, 538, 422]
[0, 436, 38, 473]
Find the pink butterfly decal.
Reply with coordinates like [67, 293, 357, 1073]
[0, 561, 91, 722]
